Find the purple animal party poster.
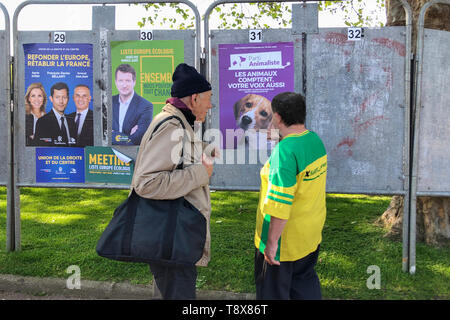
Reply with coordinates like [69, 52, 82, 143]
[218, 42, 294, 149]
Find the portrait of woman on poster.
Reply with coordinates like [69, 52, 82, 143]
[25, 82, 47, 146]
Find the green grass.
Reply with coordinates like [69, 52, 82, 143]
[0, 187, 448, 299]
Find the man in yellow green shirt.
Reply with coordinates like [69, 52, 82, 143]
[254, 92, 327, 300]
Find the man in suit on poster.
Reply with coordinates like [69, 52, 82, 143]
[67, 84, 94, 147]
[34, 82, 76, 147]
[112, 64, 153, 145]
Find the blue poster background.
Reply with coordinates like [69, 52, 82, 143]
[24, 43, 93, 115]
[36, 147, 85, 183]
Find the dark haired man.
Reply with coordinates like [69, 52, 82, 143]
[112, 64, 153, 145]
[254, 92, 327, 300]
[34, 82, 76, 147]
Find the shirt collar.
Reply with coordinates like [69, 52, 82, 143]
[76, 108, 89, 116]
[52, 108, 64, 121]
[119, 91, 134, 105]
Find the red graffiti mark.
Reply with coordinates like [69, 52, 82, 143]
[355, 116, 386, 135]
[372, 38, 406, 57]
[211, 48, 217, 57]
[335, 66, 392, 157]
[337, 137, 356, 148]
[355, 66, 392, 118]
[324, 32, 351, 46]
[383, 66, 393, 90]
[358, 92, 378, 116]
[337, 137, 356, 157]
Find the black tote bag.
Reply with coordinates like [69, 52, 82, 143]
[96, 116, 206, 266]
[96, 190, 206, 266]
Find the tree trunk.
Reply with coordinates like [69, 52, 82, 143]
[378, 0, 450, 247]
[386, 0, 450, 51]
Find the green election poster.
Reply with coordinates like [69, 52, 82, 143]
[111, 40, 184, 116]
[85, 146, 135, 184]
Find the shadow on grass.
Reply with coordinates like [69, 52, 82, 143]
[0, 188, 448, 299]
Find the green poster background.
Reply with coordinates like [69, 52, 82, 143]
[85, 146, 134, 184]
[111, 40, 184, 116]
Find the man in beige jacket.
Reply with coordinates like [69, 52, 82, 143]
[130, 63, 214, 300]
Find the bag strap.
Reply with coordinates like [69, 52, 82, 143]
[122, 189, 139, 256]
[150, 115, 186, 170]
[123, 117, 187, 256]
[150, 115, 186, 139]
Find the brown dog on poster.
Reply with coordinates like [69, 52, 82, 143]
[233, 94, 274, 149]
[233, 94, 273, 131]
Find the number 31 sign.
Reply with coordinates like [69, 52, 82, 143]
[249, 30, 262, 43]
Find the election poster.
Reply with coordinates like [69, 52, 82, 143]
[110, 40, 184, 145]
[24, 43, 94, 147]
[218, 42, 295, 150]
[85, 146, 134, 185]
[35, 147, 85, 183]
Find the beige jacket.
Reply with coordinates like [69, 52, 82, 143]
[130, 103, 211, 267]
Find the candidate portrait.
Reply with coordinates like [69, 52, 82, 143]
[33, 82, 77, 147]
[112, 64, 153, 145]
[67, 84, 94, 147]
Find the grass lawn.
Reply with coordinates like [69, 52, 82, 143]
[0, 187, 448, 299]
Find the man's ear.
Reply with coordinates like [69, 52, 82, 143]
[273, 112, 282, 127]
[191, 93, 198, 104]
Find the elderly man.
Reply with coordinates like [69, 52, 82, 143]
[130, 63, 215, 300]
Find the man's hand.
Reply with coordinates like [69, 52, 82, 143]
[263, 216, 287, 266]
[211, 146, 221, 159]
[202, 153, 214, 178]
[130, 125, 138, 136]
[264, 242, 280, 266]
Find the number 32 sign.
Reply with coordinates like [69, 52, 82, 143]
[347, 27, 364, 41]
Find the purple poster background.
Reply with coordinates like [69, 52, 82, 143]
[218, 42, 294, 149]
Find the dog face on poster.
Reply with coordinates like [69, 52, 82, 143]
[233, 94, 274, 148]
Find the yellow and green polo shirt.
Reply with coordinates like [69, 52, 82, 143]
[254, 130, 327, 262]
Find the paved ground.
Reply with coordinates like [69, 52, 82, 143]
[0, 290, 95, 300]
[0, 274, 255, 300]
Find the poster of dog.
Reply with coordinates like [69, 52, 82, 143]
[219, 42, 294, 150]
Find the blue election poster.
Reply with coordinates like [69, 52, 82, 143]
[36, 147, 85, 183]
[24, 43, 94, 147]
